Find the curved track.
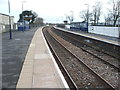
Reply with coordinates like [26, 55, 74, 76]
[43, 27, 78, 89]
[52, 27, 120, 71]
[42, 26, 117, 89]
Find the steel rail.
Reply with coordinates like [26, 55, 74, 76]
[47, 28, 116, 90]
[42, 28, 79, 90]
[53, 28, 120, 60]
[53, 30, 120, 71]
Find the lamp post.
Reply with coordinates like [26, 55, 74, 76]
[22, 1, 26, 31]
[70, 11, 74, 23]
[22, 1, 26, 12]
[85, 4, 89, 24]
[8, 0, 12, 39]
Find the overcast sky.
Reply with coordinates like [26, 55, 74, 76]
[0, 0, 111, 23]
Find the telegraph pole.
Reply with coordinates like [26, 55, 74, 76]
[8, 0, 12, 39]
[22, 1, 26, 31]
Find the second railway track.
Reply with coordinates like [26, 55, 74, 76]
[42, 26, 118, 89]
[52, 27, 120, 70]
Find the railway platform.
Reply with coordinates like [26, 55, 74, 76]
[16, 27, 69, 88]
[55, 27, 120, 46]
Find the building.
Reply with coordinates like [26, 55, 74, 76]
[0, 13, 14, 33]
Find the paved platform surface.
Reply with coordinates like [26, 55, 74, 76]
[2, 27, 39, 88]
[55, 27, 120, 46]
[16, 27, 68, 88]
[74, 30, 120, 45]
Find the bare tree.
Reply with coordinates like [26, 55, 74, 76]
[92, 1, 102, 25]
[65, 11, 74, 23]
[108, 0, 120, 26]
[80, 10, 88, 22]
[80, 10, 92, 22]
[104, 13, 113, 25]
[67, 15, 74, 23]
[34, 17, 44, 26]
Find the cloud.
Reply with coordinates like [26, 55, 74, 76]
[0, 0, 110, 23]
[0, 0, 6, 4]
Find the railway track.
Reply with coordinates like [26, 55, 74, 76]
[62, 32, 119, 70]
[52, 28, 120, 71]
[42, 26, 117, 89]
[50, 27, 119, 89]
[42, 27, 78, 89]
[53, 27, 120, 60]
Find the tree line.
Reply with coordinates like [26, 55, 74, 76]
[65, 0, 120, 26]
[81, 0, 120, 26]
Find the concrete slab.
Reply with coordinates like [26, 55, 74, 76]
[34, 54, 51, 59]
